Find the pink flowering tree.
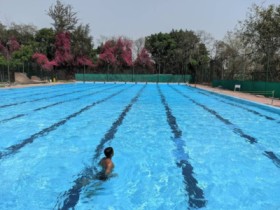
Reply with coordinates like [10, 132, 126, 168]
[32, 53, 57, 71]
[32, 30, 95, 79]
[32, 32, 72, 75]
[76, 56, 94, 67]
[0, 37, 21, 82]
[99, 41, 116, 64]
[99, 40, 117, 73]
[134, 48, 154, 73]
[114, 38, 133, 68]
[54, 32, 73, 65]
[98, 37, 133, 73]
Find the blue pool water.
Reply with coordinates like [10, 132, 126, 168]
[0, 83, 280, 210]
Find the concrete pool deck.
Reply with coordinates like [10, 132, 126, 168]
[191, 84, 280, 108]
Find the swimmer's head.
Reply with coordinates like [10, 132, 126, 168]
[104, 147, 114, 158]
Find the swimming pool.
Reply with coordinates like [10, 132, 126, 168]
[0, 83, 280, 210]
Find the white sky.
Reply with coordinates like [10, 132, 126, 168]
[0, 0, 279, 45]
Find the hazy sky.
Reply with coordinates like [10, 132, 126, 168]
[0, 0, 279, 45]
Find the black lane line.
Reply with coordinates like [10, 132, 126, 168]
[34, 85, 118, 111]
[0, 84, 83, 105]
[0, 114, 25, 123]
[0, 85, 75, 100]
[0, 84, 119, 124]
[157, 85, 206, 209]
[0, 85, 94, 109]
[264, 151, 280, 168]
[56, 85, 146, 210]
[170, 85, 280, 169]
[197, 91, 277, 121]
[0, 85, 132, 160]
[0, 85, 63, 98]
[1, 89, 54, 100]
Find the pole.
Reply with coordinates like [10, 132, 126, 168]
[83, 65, 85, 83]
[265, 53, 269, 92]
[107, 64, 109, 82]
[271, 90, 275, 105]
[7, 62, 10, 83]
[132, 65, 134, 82]
[157, 63, 160, 83]
[243, 51, 245, 81]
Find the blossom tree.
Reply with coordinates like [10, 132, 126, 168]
[71, 24, 94, 68]
[114, 38, 133, 68]
[99, 40, 116, 68]
[98, 37, 133, 72]
[32, 53, 57, 71]
[54, 31, 73, 65]
[0, 37, 20, 82]
[46, 0, 95, 78]
[134, 48, 154, 73]
[76, 56, 94, 67]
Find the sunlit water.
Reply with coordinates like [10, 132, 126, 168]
[0, 83, 280, 210]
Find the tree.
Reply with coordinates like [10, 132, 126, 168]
[35, 28, 55, 59]
[13, 45, 35, 72]
[0, 37, 20, 82]
[114, 37, 133, 68]
[240, 4, 280, 81]
[7, 23, 37, 45]
[48, 0, 78, 33]
[32, 52, 57, 71]
[98, 37, 133, 72]
[47, 0, 94, 77]
[54, 31, 73, 66]
[71, 24, 94, 67]
[170, 29, 200, 75]
[145, 29, 207, 76]
[133, 37, 145, 61]
[134, 48, 154, 73]
[145, 32, 176, 74]
[98, 40, 116, 70]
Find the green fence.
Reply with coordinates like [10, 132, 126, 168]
[212, 80, 280, 98]
[75, 74, 191, 83]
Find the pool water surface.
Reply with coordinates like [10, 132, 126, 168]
[0, 83, 280, 210]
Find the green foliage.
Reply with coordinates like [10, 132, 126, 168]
[12, 45, 34, 63]
[35, 28, 55, 58]
[145, 29, 209, 75]
[0, 55, 7, 65]
[71, 24, 94, 57]
[240, 4, 280, 81]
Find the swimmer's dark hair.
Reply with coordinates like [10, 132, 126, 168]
[104, 147, 114, 158]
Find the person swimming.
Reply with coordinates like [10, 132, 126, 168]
[58, 147, 115, 209]
[98, 147, 115, 180]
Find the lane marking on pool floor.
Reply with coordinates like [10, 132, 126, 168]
[0, 85, 134, 160]
[55, 85, 146, 210]
[169, 85, 280, 169]
[0, 84, 97, 109]
[0, 84, 72, 99]
[157, 85, 207, 209]
[196, 90, 278, 122]
[0, 84, 120, 124]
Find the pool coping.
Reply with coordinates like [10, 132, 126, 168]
[190, 84, 280, 112]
